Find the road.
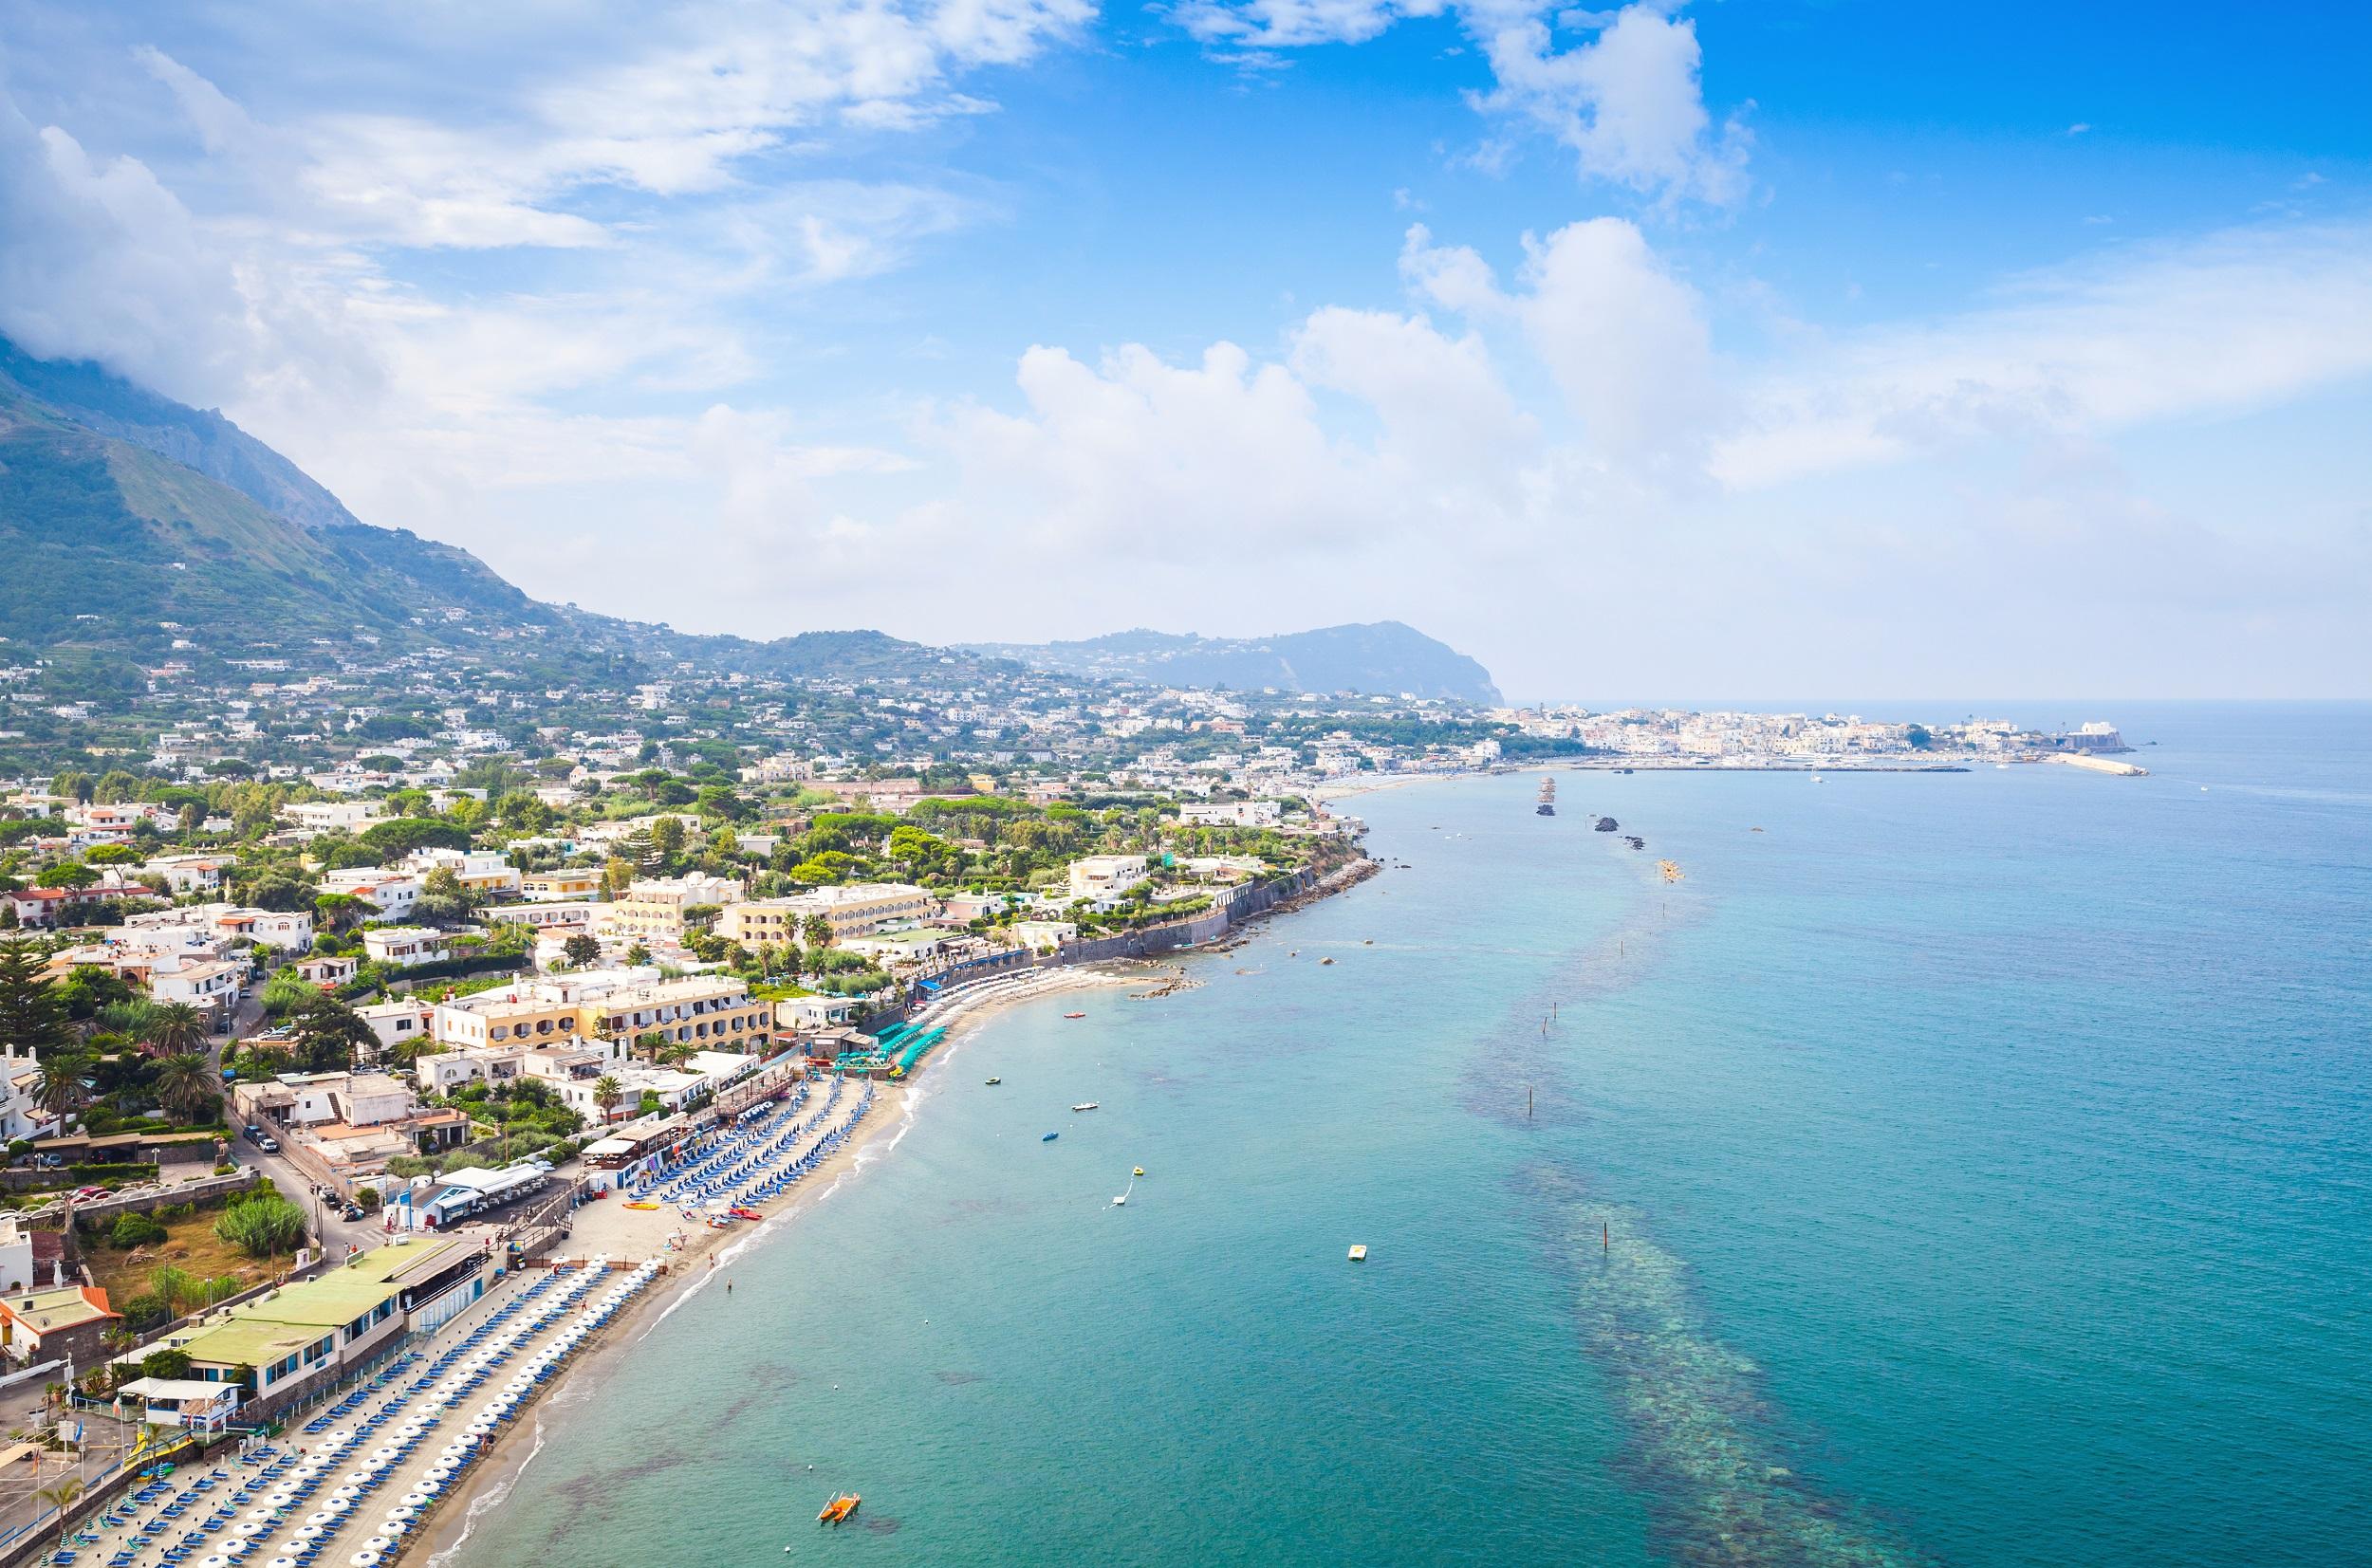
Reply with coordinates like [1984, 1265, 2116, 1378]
[208, 987, 381, 1262]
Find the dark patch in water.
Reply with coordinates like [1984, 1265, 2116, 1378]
[857, 1514, 900, 1535]
[934, 1370, 986, 1385]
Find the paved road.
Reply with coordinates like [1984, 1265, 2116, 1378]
[207, 991, 380, 1262]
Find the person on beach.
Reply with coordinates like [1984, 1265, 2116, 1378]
[727, 1280, 733, 1295]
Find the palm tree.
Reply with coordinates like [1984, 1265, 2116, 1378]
[592, 1076, 624, 1122]
[33, 1049, 89, 1120]
[37, 1477, 83, 1552]
[802, 914, 835, 950]
[153, 1053, 223, 1125]
[145, 1002, 210, 1058]
[94, 999, 161, 1042]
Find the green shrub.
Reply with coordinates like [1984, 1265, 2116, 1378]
[109, 1211, 168, 1248]
[139, 1348, 193, 1380]
[213, 1190, 306, 1259]
[120, 1293, 170, 1332]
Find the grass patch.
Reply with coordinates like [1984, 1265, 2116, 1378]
[83, 1212, 275, 1306]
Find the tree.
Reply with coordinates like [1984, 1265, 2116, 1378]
[803, 913, 835, 950]
[562, 934, 602, 968]
[214, 1190, 307, 1260]
[0, 941, 71, 1055]
[44, 861, 99, 891]
[144, 1002, 209, 1058]
[283, 992, 378, 1073]
[623, 942, 652, 968]
[36, 1477, 83, 1552]
[154, 1053, 223, 1124]
[592, 1076, 624, 1121]
[34, 1048, 89, 1119]
[649, 816, 687, 865]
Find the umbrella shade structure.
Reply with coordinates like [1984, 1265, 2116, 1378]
[244, 1508, 275, 1521]
[385, 1508, 417, 1522]
[232, 1522, 268, 1536]
[269, 1558, 299, 1568]
[199, 1556, 232, 1567]
[426, 1467, 454, 1482]
[306, 1512, 336, 1526]
[330, 1488, 361, 1502]
[350, 1554, 382, 1567]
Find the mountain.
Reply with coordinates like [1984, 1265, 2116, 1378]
[0, 338, 361, 531]
[0, 338, 950, 679]
[962, 622, 1501, 704]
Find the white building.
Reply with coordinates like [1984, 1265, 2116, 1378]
[283, 800, 386, 835]
[1066, 855, 1150, 906]
[1178, 800, 1284, 828]
[362, 927, 453, 968]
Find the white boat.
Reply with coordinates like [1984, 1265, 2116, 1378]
[1071, 1101, 1100, 1112]
[1112, 1179, 1133, 1207]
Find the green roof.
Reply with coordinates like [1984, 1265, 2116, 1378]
[179, 1236, 470, 1367]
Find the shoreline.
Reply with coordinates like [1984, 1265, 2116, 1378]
[400, 963, 1136, 1566]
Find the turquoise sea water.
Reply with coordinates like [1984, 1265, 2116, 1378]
[448, 701, 2370, 1567]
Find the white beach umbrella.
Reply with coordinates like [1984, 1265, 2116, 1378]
[269, 1557, 299, 1568]
[232, 1522, 267, 1536]
[348, 1553, 382, 1567]
[305, 1512, 335, 1526]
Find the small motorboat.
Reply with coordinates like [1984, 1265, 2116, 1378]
[818, 1494, 860, 1525]
[1347, 1245, 1368, 1263]
[985, 1077, 1001, 1085]
[1133, 1166, 1145, 1176]
[1042, 1132, 1059, 1142]
[1112, 1179, 1134, 1207]
[622, 1201, 659, 1210]
[1063, 1011, 1086, 1020]
[730, 1207, 765, 1222]
[1072, 1102, 1100, 1113]
[1319, 956, 1336, 966]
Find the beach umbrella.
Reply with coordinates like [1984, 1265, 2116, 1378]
[232, 1522, 267, 1536]
[289, 1526, 324, 1542]
[269, 1558, 299, 1568]
[305, 1513, 335, 1526]
[199, 1555, 232, 1567]
[348, 1554, 381, 1567]
[244, 1509, 274, 1521]
[426, 1467, 454, 1484]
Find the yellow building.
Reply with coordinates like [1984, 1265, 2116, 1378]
[604, 873, 744, 939]
[578, 977, 772, 1050]
[521, 870, 602, 901]
[717, 883, 934, 945]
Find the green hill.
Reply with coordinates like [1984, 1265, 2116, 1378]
[962, 621, 1502, 703]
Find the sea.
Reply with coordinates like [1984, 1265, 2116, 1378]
[441, 701, 2370, 1568]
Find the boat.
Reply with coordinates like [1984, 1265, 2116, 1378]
[1042, 1132, 1059, 1141]
[1063, 1011, 1085, 1020]
[1319, 956, 1336, 966]
[818, 1494, 860, 1525]
[1072, 1101, 1100, 1113]
[622, 1201, 659, 1210]
[1112, 1179, 1134, 1207]
[730, 1207, 765, 1222]
[985, 1077, 1001, 1085]
[1347, 1245, 1368, 1262]
[1133, 1166, 1145, 1176]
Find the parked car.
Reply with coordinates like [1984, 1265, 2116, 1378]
[72, 1186, 108, 1201]
[243, 1125, 264, 1143]
[258, 1135, 281, 1153]
[340, 1205, 366, 1222]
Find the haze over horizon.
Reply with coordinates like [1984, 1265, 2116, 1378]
[4, 1, 2367, 700]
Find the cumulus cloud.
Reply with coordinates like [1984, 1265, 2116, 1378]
[1175, 1, 1750, 205]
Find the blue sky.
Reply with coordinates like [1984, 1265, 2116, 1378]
[3, 1, 2367, 698]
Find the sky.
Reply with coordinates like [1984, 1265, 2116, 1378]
[2, 0, 2368, 702]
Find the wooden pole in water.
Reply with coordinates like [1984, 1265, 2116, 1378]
[1528, 1085, 1533, 1117]
[1603, 1221, 1609, 1251]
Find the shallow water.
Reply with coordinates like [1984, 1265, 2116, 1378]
[449, 701, 2371, 1567]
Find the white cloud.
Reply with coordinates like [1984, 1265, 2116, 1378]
[1175, 1, 1749, 205]
[1714, 220, 2372, 489]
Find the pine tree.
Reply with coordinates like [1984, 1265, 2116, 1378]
[0, 941, 69, 1055]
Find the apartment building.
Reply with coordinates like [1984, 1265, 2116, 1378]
[603, 873, 743, 939]
[717, 882, 934, 945]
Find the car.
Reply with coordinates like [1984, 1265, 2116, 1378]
[340, 1205, 366, 1222]
[72, 1186, 108, 1201]
[258, 1135, 281, 1153]
[243, 1125, 263, 1143]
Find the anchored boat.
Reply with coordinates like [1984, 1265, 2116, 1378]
[1072, 1101, 1100, 1112]
[1347, 1245, 1369, 1263]
[818, 1494, 861, 1525]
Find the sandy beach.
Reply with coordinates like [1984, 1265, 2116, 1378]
[398, 962, 1135, 1566]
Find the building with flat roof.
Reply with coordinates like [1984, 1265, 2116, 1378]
[139, 1235, 491, 1417]
[717, 882, 934, 944]
[604, 873, 743, 939]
